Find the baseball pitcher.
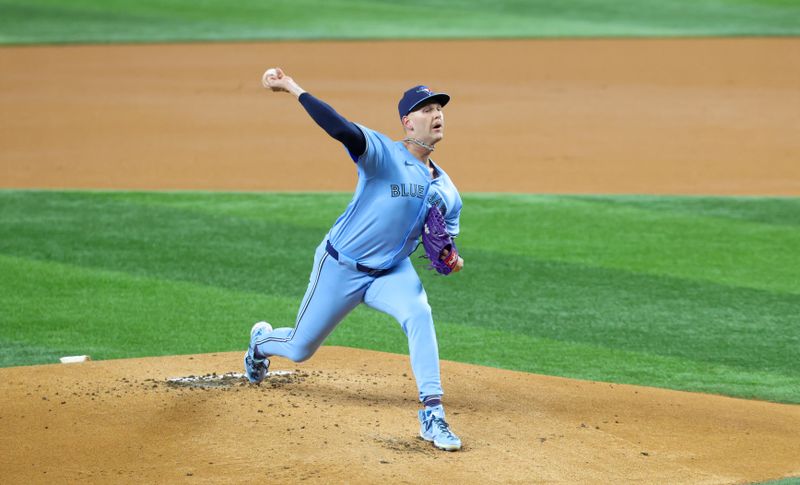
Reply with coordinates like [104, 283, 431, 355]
[245, 67, 464, 451]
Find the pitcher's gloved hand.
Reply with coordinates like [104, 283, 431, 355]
[422, 206, 461, 275]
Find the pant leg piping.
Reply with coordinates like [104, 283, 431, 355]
[255, 252, 330, 345]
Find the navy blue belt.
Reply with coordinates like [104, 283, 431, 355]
[325, 240, 391, 277]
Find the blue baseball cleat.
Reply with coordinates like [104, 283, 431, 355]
[243, 321, 272, 384]
[418, 404, 462, 451]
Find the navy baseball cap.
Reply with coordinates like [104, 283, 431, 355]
[398, 85, 450, 119]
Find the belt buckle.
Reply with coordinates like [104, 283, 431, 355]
[358, 264, 384, 277]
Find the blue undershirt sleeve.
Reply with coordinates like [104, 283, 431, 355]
[298, 92, 367, 161]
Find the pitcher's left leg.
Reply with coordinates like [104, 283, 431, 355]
[364, 258, 461, 450]
[363, 258, 443, 400]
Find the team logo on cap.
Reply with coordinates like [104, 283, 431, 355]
[416, 86, 433, 95]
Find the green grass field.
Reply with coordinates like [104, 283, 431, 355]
[1, 0, 798, 45]
[760, 479, 800, 485]
[1, 190, 798, 404]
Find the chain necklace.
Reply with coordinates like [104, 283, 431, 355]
[403, 137, 435, 152]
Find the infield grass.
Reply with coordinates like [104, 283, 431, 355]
[757, 479, 800, 485]
[1, 190, 798, 404]
[1, 0, 799, 45]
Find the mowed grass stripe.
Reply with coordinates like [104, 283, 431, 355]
[434, 253, 799, 372]
[3, 191, 795, 294]
[0, 254, 298, 366]
[465, 194, 800, 294]
[0, 190, 335, 298]
[1, 0, 799, 45]
[1, 190, 798, 404]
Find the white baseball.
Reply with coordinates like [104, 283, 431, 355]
[262, 68, 278, 87]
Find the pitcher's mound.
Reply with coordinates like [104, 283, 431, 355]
[165, 370, 296, 389]
[1, 346, 798, 483]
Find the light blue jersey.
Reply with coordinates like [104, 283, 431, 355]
[328, 124, 462, 269]
[253, 123, 461, 401]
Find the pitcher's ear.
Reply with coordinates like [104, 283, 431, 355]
[402, 115, 414, 132]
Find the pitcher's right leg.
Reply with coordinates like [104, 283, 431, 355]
[252, 242, 368, 364]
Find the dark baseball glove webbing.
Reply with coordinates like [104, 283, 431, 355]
[421, 206, 459, 275]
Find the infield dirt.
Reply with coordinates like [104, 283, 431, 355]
[1, 38, 799, 484]
[2, 349, 800, 484]
[1, 38, 799, 194]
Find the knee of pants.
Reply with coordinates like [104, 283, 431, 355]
[286, 342, 319, 363]
[401, 304, 434, 332]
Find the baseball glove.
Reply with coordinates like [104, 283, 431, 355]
[422, 206, 459, 275]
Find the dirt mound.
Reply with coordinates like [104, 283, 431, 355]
[1, 347, 798, 483]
